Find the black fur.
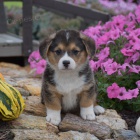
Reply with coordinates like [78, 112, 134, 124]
[79, 62, 93, 83]
[41, 64, 55, 104]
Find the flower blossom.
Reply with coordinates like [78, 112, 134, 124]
[124, 88, 139, 99]
[107, 83, 121, 99]
[117, 87, 128, 100]
[96, 47, 110, 60]
[121, 48, 134, 56]
[136, 81, 140, 89]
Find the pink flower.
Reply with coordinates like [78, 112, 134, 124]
[110, 29, 120, 40]
[133, 41, 140, 51]
[126, 88, 139, 99]
[96, 47, 110, 60]
[89, 60, 98, 72]
[136, 80, 140, 89]
[111, 15, 126, 30]
[129, 65, 140, 73]
[28, 50, 42, 69]
[89, 60, 102, 72]
[107, 83, 121, 99]
[96, 32, 110, 45]
[102, 60, 119, 75]
[124, 57, 131, 63]
[117, 87, 128, 100]
[36, 60, 46, 75]
[28, 50, 47, 75]
[129, 36, 139, 46]
[119, 63, 131, 72]
[28, 50, 41, 63]
[131, 52, 140, 63]
[135, 5, 140, 16]
[118, 63, 131, 75]
[121, 48, 134, 56]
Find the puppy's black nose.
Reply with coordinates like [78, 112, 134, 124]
[63, 60, 70, 68]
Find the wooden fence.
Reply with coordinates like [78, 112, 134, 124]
[0, 0, 110, 58]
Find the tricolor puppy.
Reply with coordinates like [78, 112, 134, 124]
[39, 30, 105, 126]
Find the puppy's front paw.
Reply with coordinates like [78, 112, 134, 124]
[46, 115, 61, 126]
[80, 105, 96, 121]
[46, 109, 61, 126]
[94, 105, 105, 115]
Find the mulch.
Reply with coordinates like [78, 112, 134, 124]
[0, 130, 14, 140]
[0, 121, 14, 140]
[119, 110, 140, 131]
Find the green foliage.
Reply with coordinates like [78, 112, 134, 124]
[4, 2, 22, 8]
[5, 6, 85, 40]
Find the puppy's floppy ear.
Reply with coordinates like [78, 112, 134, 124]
[80, 33, 95, 60]
[39, 33, 56, 59]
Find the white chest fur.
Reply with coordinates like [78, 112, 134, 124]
[54, 70, 85, 111]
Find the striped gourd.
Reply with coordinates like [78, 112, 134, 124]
[0, 79, 25, 121]
[0, 73, 5, 81]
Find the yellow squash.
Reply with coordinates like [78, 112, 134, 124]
[0, 77, 25, 121]
[0, 73, 5, 81]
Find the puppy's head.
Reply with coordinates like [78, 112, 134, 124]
[39, 30, 95, 70]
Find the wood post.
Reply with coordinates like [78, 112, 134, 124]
[22, 0, 33, 57]
[0, 0, 7, 33]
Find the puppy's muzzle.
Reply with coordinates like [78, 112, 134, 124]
[63, 60, 70, 68]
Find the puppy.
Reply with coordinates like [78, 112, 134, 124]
[39, 30, 105, 125]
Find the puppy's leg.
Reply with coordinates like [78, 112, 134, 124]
[80, 92, 95, 120]
[94, 103, 105, 115]
[45, 94, 61, 126]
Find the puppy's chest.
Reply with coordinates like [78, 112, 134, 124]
[54, 72, 85, 111]
[55, 72, 85, 94]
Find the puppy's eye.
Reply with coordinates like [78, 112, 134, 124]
[72, 50, 80, 55]
[55, 50, 62, 55]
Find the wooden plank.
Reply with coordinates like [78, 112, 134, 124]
[33, 0, 110, 23]
[0, 33, 39, 57]
[0, 46, 22, 57]
[0, 0, 7, 33]
[22, 0, 33, 56]
[0, 34, 22, 45]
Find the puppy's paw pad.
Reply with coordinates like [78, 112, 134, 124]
[46, 115, 61, 126]
[94, 105, 105, 115]
[81, 112, 96, 121]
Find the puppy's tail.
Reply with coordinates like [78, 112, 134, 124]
[135, 117, 140, 136]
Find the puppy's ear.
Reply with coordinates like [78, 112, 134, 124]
[39, 33, 56, 59]
[80, 33, 95, 60]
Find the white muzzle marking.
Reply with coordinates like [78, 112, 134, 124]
[58, 52, 76, 70]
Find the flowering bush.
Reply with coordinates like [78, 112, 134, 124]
[28, 5, 140, 111]
[28, 50, 46, 75]
[83, 5, 140, 111]
[99, 0, 137, 15]
[64, 0, 138, 15]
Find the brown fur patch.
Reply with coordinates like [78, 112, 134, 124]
[54, 43, 65, 51]
[47, 43, 66, 66]
[79, 84, 97, 108]
[76, 51, 87, 64]
[67, 43, 87, 65]
[79, 92, 94, 107]
[68, 43, 80, 51]
[45, 84, 62, 110]
[47, 51, 58, 66]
